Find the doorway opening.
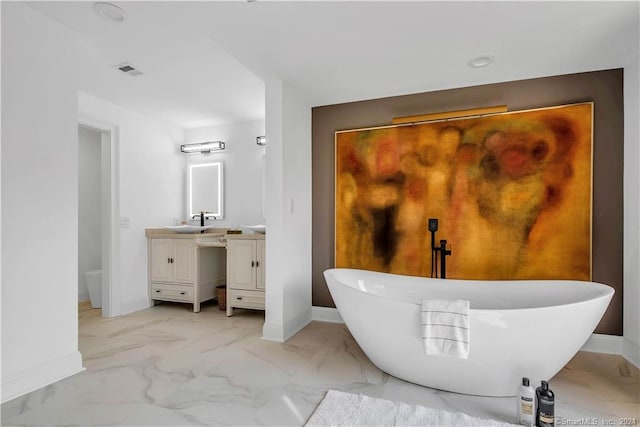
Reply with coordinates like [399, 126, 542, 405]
[78, 126, 103, 316]
[77, 118, 119, 318]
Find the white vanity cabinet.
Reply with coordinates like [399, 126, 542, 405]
[146, 229, 226, 312]
[149, 238, 195, 283]
[226, 235, 265, 316]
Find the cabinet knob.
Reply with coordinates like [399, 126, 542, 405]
[236, 296, 243, 300]
[170, 258, 174, 264]
[180, 291, 186, 295]
[155, 289, 161, 293]
[255, 261, 259, 267]
[167, 258, 171, 264]
[251, 261, 255, 267]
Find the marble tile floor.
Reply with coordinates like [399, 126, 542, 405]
[2, 300, 638, 426]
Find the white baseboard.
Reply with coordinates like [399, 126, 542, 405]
[312, 306, 344, 323]
[623, 338, 640, 368]
[262, 322, 284, 342]
[118, 300, 151, 317]
[262, 308, 312, 342]
[0, 351, 85, 403]
[284, 308, 312, 341]
[581, 333, 624, 355]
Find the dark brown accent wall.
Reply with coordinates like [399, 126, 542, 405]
[312, 69, 623, 335]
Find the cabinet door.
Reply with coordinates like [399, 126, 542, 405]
[227, 239, 257, 290]
[172, 239, 195, 283]
[256, 240, 265, 290]
[150, 239, 173, 282]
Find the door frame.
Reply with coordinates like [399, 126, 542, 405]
[78, 117, 120, 317]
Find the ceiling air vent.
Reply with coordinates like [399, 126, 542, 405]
[114, 62, 143, 77]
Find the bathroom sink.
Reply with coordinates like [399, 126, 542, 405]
[163, 225, 218, 234]
[241, 224, 266, 234]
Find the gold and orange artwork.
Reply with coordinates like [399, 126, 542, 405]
[335, 103, 593, 280]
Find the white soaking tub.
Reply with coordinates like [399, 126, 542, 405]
[324, 268, 613, 396]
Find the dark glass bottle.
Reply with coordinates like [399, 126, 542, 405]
[535, 380, 555, 427]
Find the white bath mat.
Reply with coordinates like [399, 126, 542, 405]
[305, 390, 518, 427]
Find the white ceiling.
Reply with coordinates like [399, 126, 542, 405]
[27, 1, 639, 130]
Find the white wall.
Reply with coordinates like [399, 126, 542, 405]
[263, 80, 285, 339]
[282, 82, 312, 338]
[1, 2, 187, 400]
[79, 93, 185, 316]
[184, 120, 265, 227]
[263, 80, 312, 342]
[78, 126, 102, 302]
[623, 52, 640, 367]
[1, 2, 83, 402]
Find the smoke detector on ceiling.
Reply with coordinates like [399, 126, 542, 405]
[467, 55, 495, 68]
[93, 2, 127, 23]
[113, 62, 144, 77]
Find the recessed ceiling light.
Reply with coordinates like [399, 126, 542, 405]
[93, 2, 127, 23]
[468, 55, 495, 68]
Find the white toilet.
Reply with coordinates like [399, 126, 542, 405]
[85, 269, 102, 308]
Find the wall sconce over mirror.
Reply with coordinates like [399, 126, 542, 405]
[188, 162, 224, 219]
[256, 136, 266, 146]
[181, 141, 225, 153]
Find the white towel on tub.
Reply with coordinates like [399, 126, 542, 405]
[421, 299, 470, 359]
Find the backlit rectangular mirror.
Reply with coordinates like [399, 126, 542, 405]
[188, 161, 224, 219]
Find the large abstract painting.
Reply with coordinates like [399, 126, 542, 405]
[335, 103, 593, 280]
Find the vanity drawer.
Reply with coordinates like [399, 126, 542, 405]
[151, 283, 193, 302]
[228, 288, 265, 310]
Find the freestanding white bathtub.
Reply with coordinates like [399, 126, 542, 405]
[324, 268, 614, 397]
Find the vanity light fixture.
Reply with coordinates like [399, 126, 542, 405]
[92, 2, 127, 23]
[256, 136, 266, 146]
[180, 141, 225, 154]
